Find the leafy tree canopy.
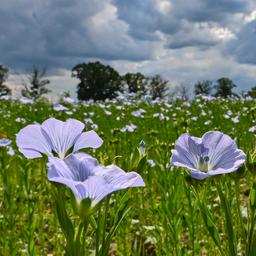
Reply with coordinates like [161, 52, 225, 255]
[194, 80, 212, 96]
[246, 86, 256, 98]
[214, 77, 237, 98]
[148, 75, 169, 100]
[72, 61, 121, 101]
[122, 72, 147, 93]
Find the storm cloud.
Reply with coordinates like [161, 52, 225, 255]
[1, 0, 256, 95]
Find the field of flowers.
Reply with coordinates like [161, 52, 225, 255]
[0, 95, 256, 255]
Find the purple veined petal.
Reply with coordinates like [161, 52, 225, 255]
[202, 131, 246, 170]
[47, 157, 75, 180]
[95, 165, 145, 189]
[41, 118, 85, 158]
[16, 124, 53, 158]
[48, 176, 81, 199]
[190, 170, 209, 180]
[64, 153, 99, 182]
[207, 149, 246, 175]
[75, 176, 114, 203]
[19, 148, 43, 159]
[171, 133, 201, 171]
[73, 130, 103, 152]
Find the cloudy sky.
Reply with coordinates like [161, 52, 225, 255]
[2, 0, 256, 98]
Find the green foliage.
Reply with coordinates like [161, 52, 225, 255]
[21, 67, 51, 99]
[0, 96, 255, 255]
[0, 65, 11, 96]
[122, 72, 148, 94]
[194, 80, 212, 96]
[148, 74, 168, 99]
[214, 77, 237, 98]
[72, 61, 122, 101]
[246, 86, 256, 98]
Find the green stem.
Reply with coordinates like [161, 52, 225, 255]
[216, 180, 237, 256]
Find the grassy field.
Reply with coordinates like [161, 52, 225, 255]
[0, 96, 255, 255]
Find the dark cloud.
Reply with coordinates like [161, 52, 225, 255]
[227, 20, 256, 65]
[113, 0, 249, 49]
[0, 0, 156, 70]
[1, 0, 256, 86]
[173, 0, 246, 23]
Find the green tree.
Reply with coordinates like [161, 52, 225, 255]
[122, 72, 147, 94]
[148, 75, 168, 100]
[0, 65, 11, 96]
[21, 67, 51, 99]
[214, 77, 237, 98]
[72, 61, 121, 101]
[246, 86, 256, 98]
[194, 80, 212, 96]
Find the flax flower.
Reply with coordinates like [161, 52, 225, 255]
[47, 153, 145, 204]
[16, 118, 103, 159]
[171, 131, 246, 179]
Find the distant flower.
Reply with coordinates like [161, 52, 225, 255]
[104, 110, 112, 116]
[7, 146, 15, 156]
[98, 103, 105, 108]
[16, 118, 103, 159]
[201, 111, 207, 116]
[148, 159, 156, 167]
[171, 131, 246, 180]
[201, 95, 215, 101]
[16, 117, 26, 123]
[0, 95, 11, 100]
[231, 116, 239, 124]
[249, 126, 256, 133]
[20, 98, 34, 104]
[131, 109, 145, 117]
[204, 120, 212, 125]
[54, 104, 68, 111]
[84, 118, 94, 124]
[227, 110, 233, 116]
[63, 97, 75, 104]
[47, 153, 145, 204]
[153, 113, 169, 121]
[120, 124, 137, 133]
[0, 138, 12, 147]
[116, 105, 123, 110]
[91, 123, 98, 130]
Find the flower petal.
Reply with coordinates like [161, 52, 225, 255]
[16, 124, 53, 158]
[95, 165, 145, 188]
[171, 133, 201, 171]
[47, 157, 75, 180]
[73, 130, 103, 152]
[48, 176, 81, 199]
[64, 153, 99, 181]
[75, 176, 114, 203]
[190, 170, 209, 180]
[41, 118, 84, 157]
[202, 131, 246, 171]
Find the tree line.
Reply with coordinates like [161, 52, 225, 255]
[0, 62, 255, 101]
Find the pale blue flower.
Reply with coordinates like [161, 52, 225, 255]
[47, 153, 145, 204]
[16, 118, 103, 159]
[171, 131, 246, 179]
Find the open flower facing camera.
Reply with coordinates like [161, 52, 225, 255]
[171, 131, 246, 179]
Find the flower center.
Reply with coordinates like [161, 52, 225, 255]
[198, 155, 209, 172]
